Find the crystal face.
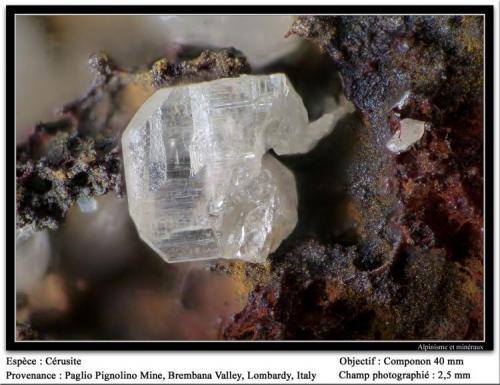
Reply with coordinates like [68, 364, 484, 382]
[386, 118, 427, 154]
[122, 74, 353, 263]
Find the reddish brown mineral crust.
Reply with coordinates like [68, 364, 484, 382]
[150, 48, 250, 88]
[224, 15, 484, 340]
[223, 283, 284, 340]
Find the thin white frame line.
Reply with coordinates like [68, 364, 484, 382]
[12, 13, 488, 344]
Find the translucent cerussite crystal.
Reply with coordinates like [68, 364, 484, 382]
[122, 74, 353, 263]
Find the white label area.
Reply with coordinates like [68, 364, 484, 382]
[1, 351, 500, 384]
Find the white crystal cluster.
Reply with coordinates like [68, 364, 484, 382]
[122, 74, 353, 263]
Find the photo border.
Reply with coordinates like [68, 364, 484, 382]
[6, 4, 494, 351]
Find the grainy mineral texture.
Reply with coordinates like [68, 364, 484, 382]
[224, 15, 484, 340]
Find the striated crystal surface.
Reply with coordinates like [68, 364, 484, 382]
[122, 74, 353, 263]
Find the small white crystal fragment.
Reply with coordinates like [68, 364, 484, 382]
[16, 224, 35, 243]
[122, 74, 353, 263]
[76, 196, 98, 214]
[392, 90, 411, 110]
[386, 118, 427, 154]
